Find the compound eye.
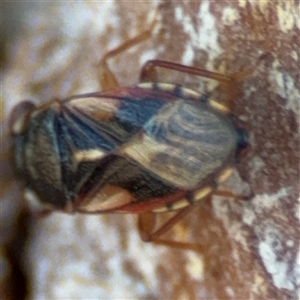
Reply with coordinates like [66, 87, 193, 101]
[9, 100, 37, 136]
[236, 127, 249, 155]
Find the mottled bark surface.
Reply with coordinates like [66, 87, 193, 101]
[1, 1, 299, 299]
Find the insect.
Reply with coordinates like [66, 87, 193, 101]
[10, 57, 250, 242]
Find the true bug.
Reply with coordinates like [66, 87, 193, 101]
[10, 29, 251, 242]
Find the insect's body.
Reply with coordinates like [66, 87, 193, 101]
[11, 81, 245, 215]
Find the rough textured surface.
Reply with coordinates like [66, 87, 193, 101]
[2, 1, 299, 299]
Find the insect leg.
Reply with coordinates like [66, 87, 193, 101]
[138, 205, 195, 242]
[98, 17, 157, 91]
[140, 60, 232, 84]
[138, 184, 252, 243]
[140, 56, 265, 84]
[138, 212, 209, 251]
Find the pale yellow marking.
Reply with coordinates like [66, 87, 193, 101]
[156, 82, 176, 92]
[80, 185, 132, 212]
[181, 87, 201, 98]
[139, 82, 202, 101]
[194, 186, 213, 201]
[137, 82, 154, 89]
[209, 99, 230, 114]
[151, 206, 169, 213]
[74, 149, 106, 163]
[68, 97, 119, 119]
[217, 167, 234, 183]
[170, 198, 190, 210]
